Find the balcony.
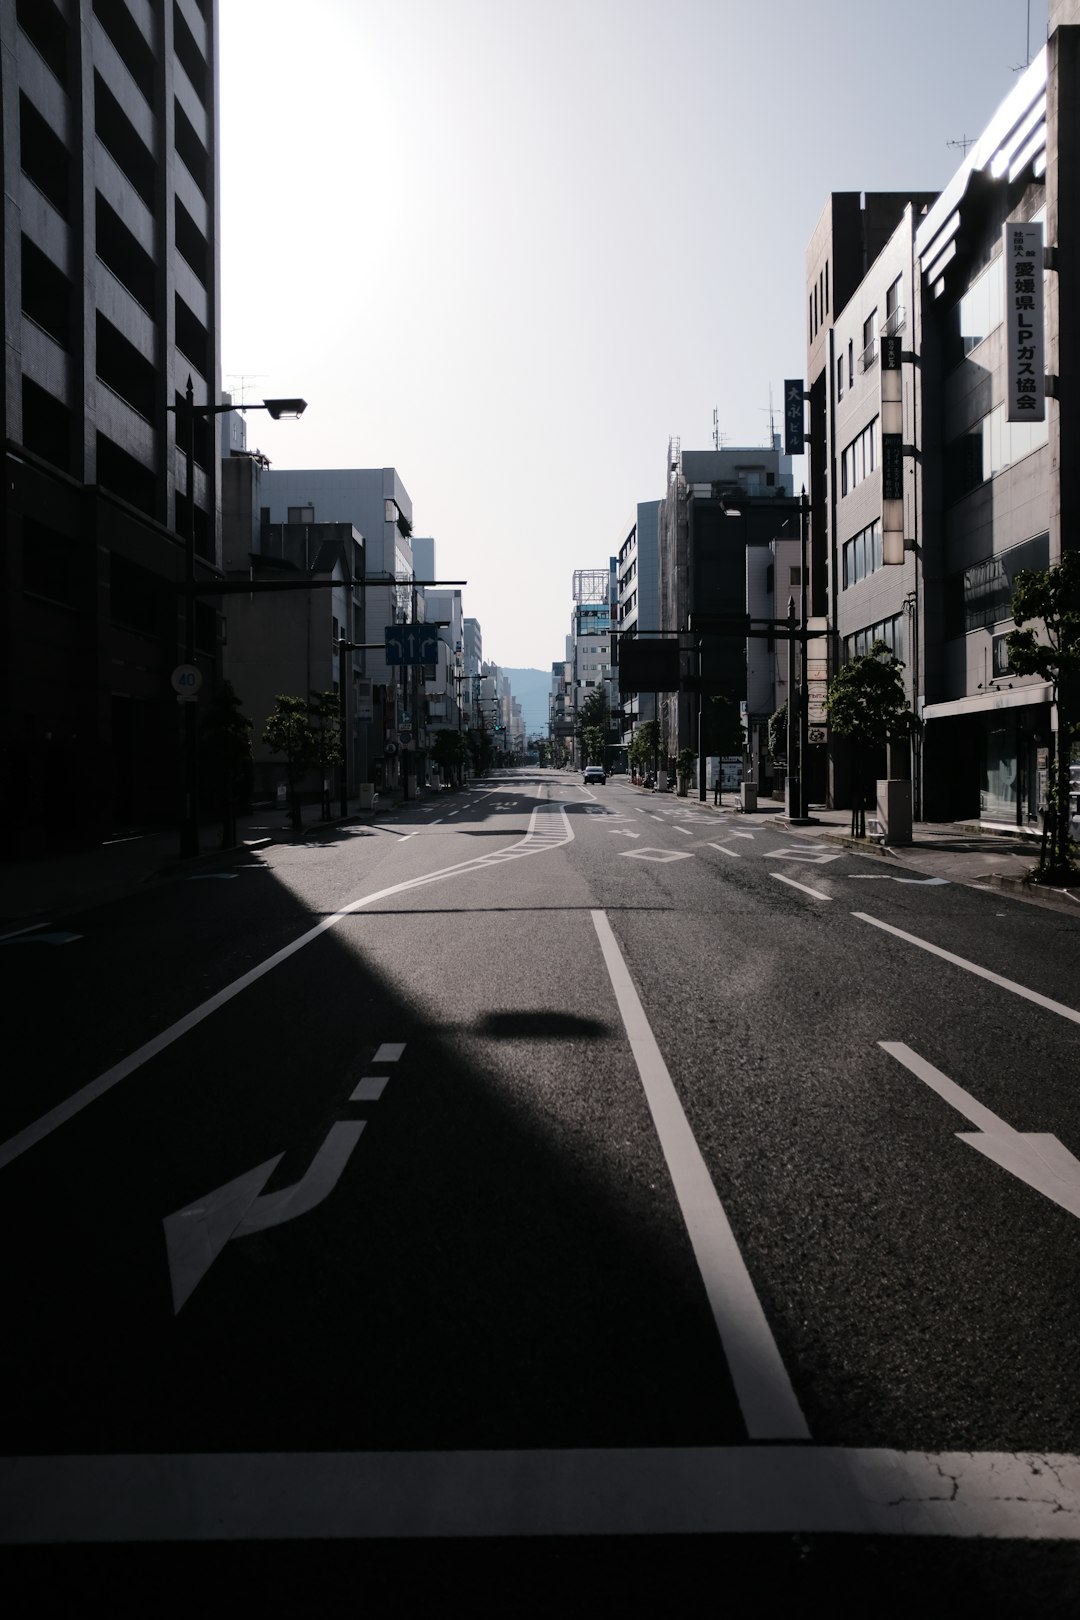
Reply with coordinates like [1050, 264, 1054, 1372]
[883, 304, 906, 338]
[857, 336, 878, 374]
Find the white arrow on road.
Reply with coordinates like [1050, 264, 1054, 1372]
[849, 875, 950, 885]
[880, 1042, 1080, 1221]
[608, 829, 642, 837]
[163, 1122, 365, 1313]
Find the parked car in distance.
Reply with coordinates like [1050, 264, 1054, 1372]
[583, 765, 606, 785]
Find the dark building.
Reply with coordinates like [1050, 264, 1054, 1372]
[2, 0, 221, 848]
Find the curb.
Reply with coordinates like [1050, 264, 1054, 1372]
[979, 872, 1080, 916]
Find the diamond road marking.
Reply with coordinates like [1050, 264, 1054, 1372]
[762, 846, 844, 866]
[621, 847, 695, 863]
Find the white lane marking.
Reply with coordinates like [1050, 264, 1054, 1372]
[762, 847, 843, 866]
[350, 1075, 389, 1102]
[608, 830, 642, 839]
[0, 930, 83, 946]
[707, 843, 741, 859]
[163, 1122, 366, 1312]
[849, 874, 950, 886]
[399, 831, 420, 841]
[4, 1447, 1079, 1543]
[620, 848, 695, 864]
[590, 910, 808, 1440]
[771, 874, 832, 901]
[428, 818, 445, 827]
[880, 1042, 1080, 1220]
[673, 826, 693, 836]
[0, 806, 574, 1171]
[647, 814, 665, 822]
[373, 1043, 406, 1062]
[729, 831, 755, 840]
[854, 913, 1080, 1026]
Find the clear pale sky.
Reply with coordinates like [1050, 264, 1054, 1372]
[219, 0, 1048, 671]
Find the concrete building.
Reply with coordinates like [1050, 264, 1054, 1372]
[3, 0, 222, 845]
[656, 438, 798, 780]
[615, 500, 661, 749]
[223, 521, 364, 801]
[805, 4, 1080, 828]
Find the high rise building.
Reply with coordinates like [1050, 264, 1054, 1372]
[3, 0, 222, 846]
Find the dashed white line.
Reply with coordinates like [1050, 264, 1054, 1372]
[707, 843, 741, 859]
[771, 873, 832, 901]
[0, 810, 571, 1170]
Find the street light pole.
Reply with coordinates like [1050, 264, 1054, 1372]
[168, 381, 307, 857]
[799, 484, 810, 820]
[786, 594, 798, 814]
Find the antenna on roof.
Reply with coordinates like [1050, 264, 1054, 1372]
[225, 373, 268, 405]
[759, 384, 777, 447]
[712, 408, 719, 451]
[1011, 0, 1032, 71]
[947, 135, 975, 156]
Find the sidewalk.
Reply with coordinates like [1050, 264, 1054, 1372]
[646, 788, 1080, 916]
[0, 788, 429, 935]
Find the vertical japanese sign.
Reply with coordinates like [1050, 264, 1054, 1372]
[784, 380, 805, 456]
[880, 333, 904, 562]
[1004, 221, 1044, 423]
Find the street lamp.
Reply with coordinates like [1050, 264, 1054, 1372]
[169, 377, 307, 857]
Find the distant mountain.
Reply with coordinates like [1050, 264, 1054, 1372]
[501, 668, 551, 738]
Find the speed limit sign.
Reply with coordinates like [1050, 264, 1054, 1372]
[171, 664, 202, 698]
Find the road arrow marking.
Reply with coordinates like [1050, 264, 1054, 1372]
[163, 1122, 365, 1313]
[850, 875, 950, 886]
[608, 829, 642, 838]
[880, 1043, 1080, 1221]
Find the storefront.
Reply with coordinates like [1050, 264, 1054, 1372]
[923, 685, 1053, 829]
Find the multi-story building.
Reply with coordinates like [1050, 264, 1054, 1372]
[656, 439, 798, 780]
[257, 467, 416, 793]
[615, 500, 661, 750]
[805, 2, 1080, 827]
[3, 0, 222, 846]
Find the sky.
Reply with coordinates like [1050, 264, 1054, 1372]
[218, 0, 1049, 671]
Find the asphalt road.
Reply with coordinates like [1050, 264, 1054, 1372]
[4, 768, 1080, 1609]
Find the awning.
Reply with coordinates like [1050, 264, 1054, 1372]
[923, 683, 1052, 721]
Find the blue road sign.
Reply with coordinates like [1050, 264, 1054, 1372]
[384, 624, 441, 665]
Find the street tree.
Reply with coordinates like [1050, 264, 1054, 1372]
[825, 642, 911, 837]
[1006, 548, 1080, 881]
[200, 680, 253, 849]
[628, 720, 659, 781]
[581, 725, 606, 766]
[263, 694, 316, 831]
[309, 690, 343, 821]
[431, 727, 467, 787]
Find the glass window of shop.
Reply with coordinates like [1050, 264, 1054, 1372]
[979, 709, 1046, 825]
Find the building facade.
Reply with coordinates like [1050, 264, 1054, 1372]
[3, 0, 222, 846]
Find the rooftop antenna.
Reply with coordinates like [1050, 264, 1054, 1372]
[759, 384, 778, 446]
[225, 372, 268, 405]
[712, 408, 719, 451]
[1011, 0, 1032, 71]
[947, 135, 976, 156]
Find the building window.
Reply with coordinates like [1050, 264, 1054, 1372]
[943, 532, 1050, 637]
[946, 256, 1005, 367]
[884, 275, 905, 336]
[837, 354, 845, 400]
[842, 520, 884, 588]
[288, 505, 315, 523]
[859, 308, 878, 372]
[843, 613, 905, 663]
[840, 418, 879, 497]
[944, 405, 1048, 503]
